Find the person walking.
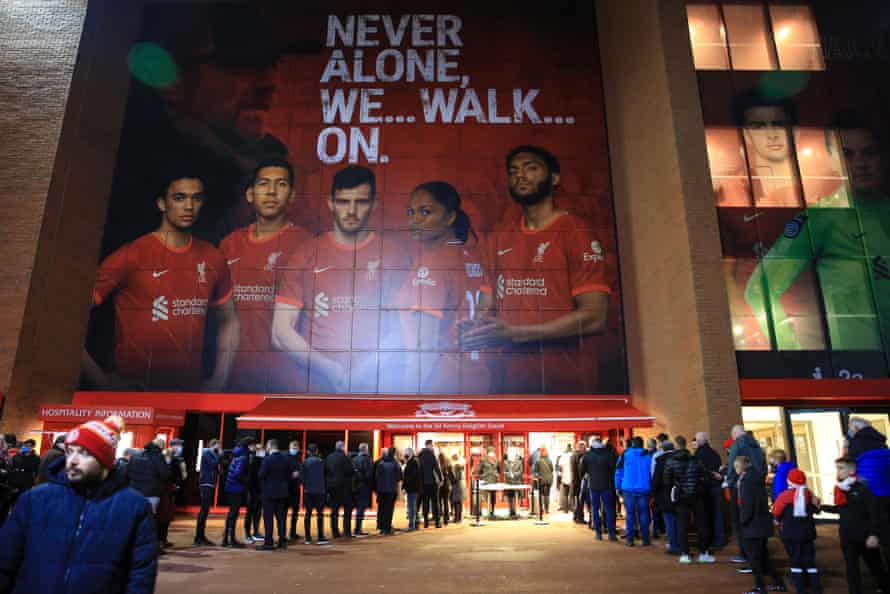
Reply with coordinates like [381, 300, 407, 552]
[194, 439, 221, 546]
[403, 448, 422, 531]
[451, 453, 466, 523]
[581, 437, 617, 541]
[302, 444, 328, 545]
[736, 455, 786, 594]
[0, 416, 158, 594]
[257, 440, 292, 550]
[438, 452, 454, 525]
[665, 435, 715, 564]
[375, 448, 402, 535]
[532, 447, 554, 516]
[325, 441, 354, 538]
[773, 468, 822, 594]
[222, 438, 251, 548]
[352, 443, 374, 536]
[694, 432, 727, 549]
[419, 440, 443, 528]
[286, 440, 303, 542]
[615, 436, 652, 546]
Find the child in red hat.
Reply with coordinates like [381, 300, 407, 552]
[772, 468, 821, 594]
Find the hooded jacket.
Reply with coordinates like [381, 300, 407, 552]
[126, 443, 169, 498]
[727, 434, 767, 488]
[616, 448, 652, 495]
[848, 426, 888, 460]
[0, 461, 157, 594]
[224, 445, 250, 495]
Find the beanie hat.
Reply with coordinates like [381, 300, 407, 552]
[65, 416, 125, 469]
[788, 468, 806, 486]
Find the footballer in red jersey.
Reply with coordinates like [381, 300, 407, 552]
[389, 181, 494, 393]
[462, 146, 610, 393]
[83, 171, 239, 391]
[220, 158, 312, 392]
[272, 166, 409, 393]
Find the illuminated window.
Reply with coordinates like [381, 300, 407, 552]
[687, 3, 824, 72]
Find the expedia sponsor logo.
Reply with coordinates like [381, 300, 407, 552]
[234, 284, 274, 303]
[496, 274, 547, 298]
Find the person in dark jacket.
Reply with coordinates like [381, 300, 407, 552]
[0, 416, 157, 594]
[665, 436, 714, 564]
[325, 440, 354, 538]
[418, 440, 443, 528]
[352, 443, 374, 536]
[286, 440, 303, 542]
[476, 449, 500, 519]
[451, 453, 466, 522]
[194, 439, 221, 546]
[438, 452, 454, 525]
[695, 432, 727, 548]
[651, 440, 677, 552]
[222, 438, 251, 548]
[127, 440, 169, 516]
[727, 425, 768, 564]
[257, 439, 293, 550]
[503, 450, 523, 519]
[772, 468, 822, 594]
[375, 448, 402, 535]
[302, 443, 327, 545]
[847, 418, 888, 460]
[581, 437, 617, 540]
[35, 434, 66, 485]
[571, 441, 586, 523]
[736, 455, 786, 594]
[834, 456, 890, 594]
[532, 447, 554, 516]
[244, 443, 264, 544]
[8, 440, 40, 501]
[403, 448, 422, 530]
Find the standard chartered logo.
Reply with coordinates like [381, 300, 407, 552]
[314, 292, 330, 318]
[151, 295, 207, 321]
[497, 275, 548, 297]
[152, 296, 169, 322]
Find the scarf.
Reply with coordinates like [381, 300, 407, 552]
[834, 475, 857, 507]
[790, 482, 808, 517]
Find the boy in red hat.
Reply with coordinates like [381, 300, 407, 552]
[0, 416, 158, 594]
[772, 468, 822, 594]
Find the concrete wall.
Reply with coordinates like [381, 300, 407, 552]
[596, 0, 742, 440]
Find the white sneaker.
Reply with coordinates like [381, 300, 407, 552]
[679, 554, 693, 564]
[698, 553, 716, 564]
[244, 536, 254, 544]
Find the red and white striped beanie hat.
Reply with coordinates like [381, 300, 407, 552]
[65, 416, 125, 469]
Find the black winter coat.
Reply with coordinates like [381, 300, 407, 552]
[126, 443, 169, 498]
[664, 449, 706, 500]
[375, 456, 402, 494]
[324, 450, 354, 492]
[694, 443, 723, 487]
[402, 457, 422, 493]
[738, 470, 773, 539]
[580, 447, 615, 492]
[418, 449, 442, 486]
[258, 452, 291, 500]
[9, 453, 40, 492]
[651, 451, 674, 512]
[848, 426, 888, 460]
[301, 455, 325, 496]
[838, 479, 883, 543]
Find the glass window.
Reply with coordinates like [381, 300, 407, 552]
[722, 5, 776, 70]
[818, 259, 882, 350]
[761, 261, 827, 350]
[391, 434, 414, 459]
[726, 259, 771, 350]
[742, 406, 788, 453]
[348, 431, 373, 456]
[789, 411, 844, 504]
[741, 118, 802, 208]
[769, 5, 825, 71]
[706, 127, 751, 206]
[687, 4, 730, 70]
[796, 128, 851, 207]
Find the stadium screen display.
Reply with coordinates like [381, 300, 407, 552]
[81, 1, 627, 395]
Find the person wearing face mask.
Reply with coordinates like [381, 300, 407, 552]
[194, 439, 222, 546]
[0, 416, 158, 594]
[286, 440, 303, 542]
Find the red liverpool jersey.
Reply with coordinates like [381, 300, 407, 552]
[487, 212, 610, 393]
[275, 231, 410, 393]
[388, 239, 494, 394]
[92, 233, 232, 390]
[219, 222, 311, 392]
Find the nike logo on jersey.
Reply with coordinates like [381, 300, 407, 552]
[497, 248, 513, 256]
[226, 258, 240, 265]
[314, 266, 332, 274]
[743, 213, 764, 223]
[152, 270, 169, 278]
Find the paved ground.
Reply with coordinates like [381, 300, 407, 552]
[158, 513, 859, 594]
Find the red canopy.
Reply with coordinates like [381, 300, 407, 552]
[237, 396, 654, 432]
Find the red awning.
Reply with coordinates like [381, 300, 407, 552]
[237, 396, 654, 432]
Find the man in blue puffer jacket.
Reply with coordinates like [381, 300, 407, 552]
[0, 415, 157, 594]
[615, 436, 652, 546]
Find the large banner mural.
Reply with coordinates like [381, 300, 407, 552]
[81, 1, 626, 395]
